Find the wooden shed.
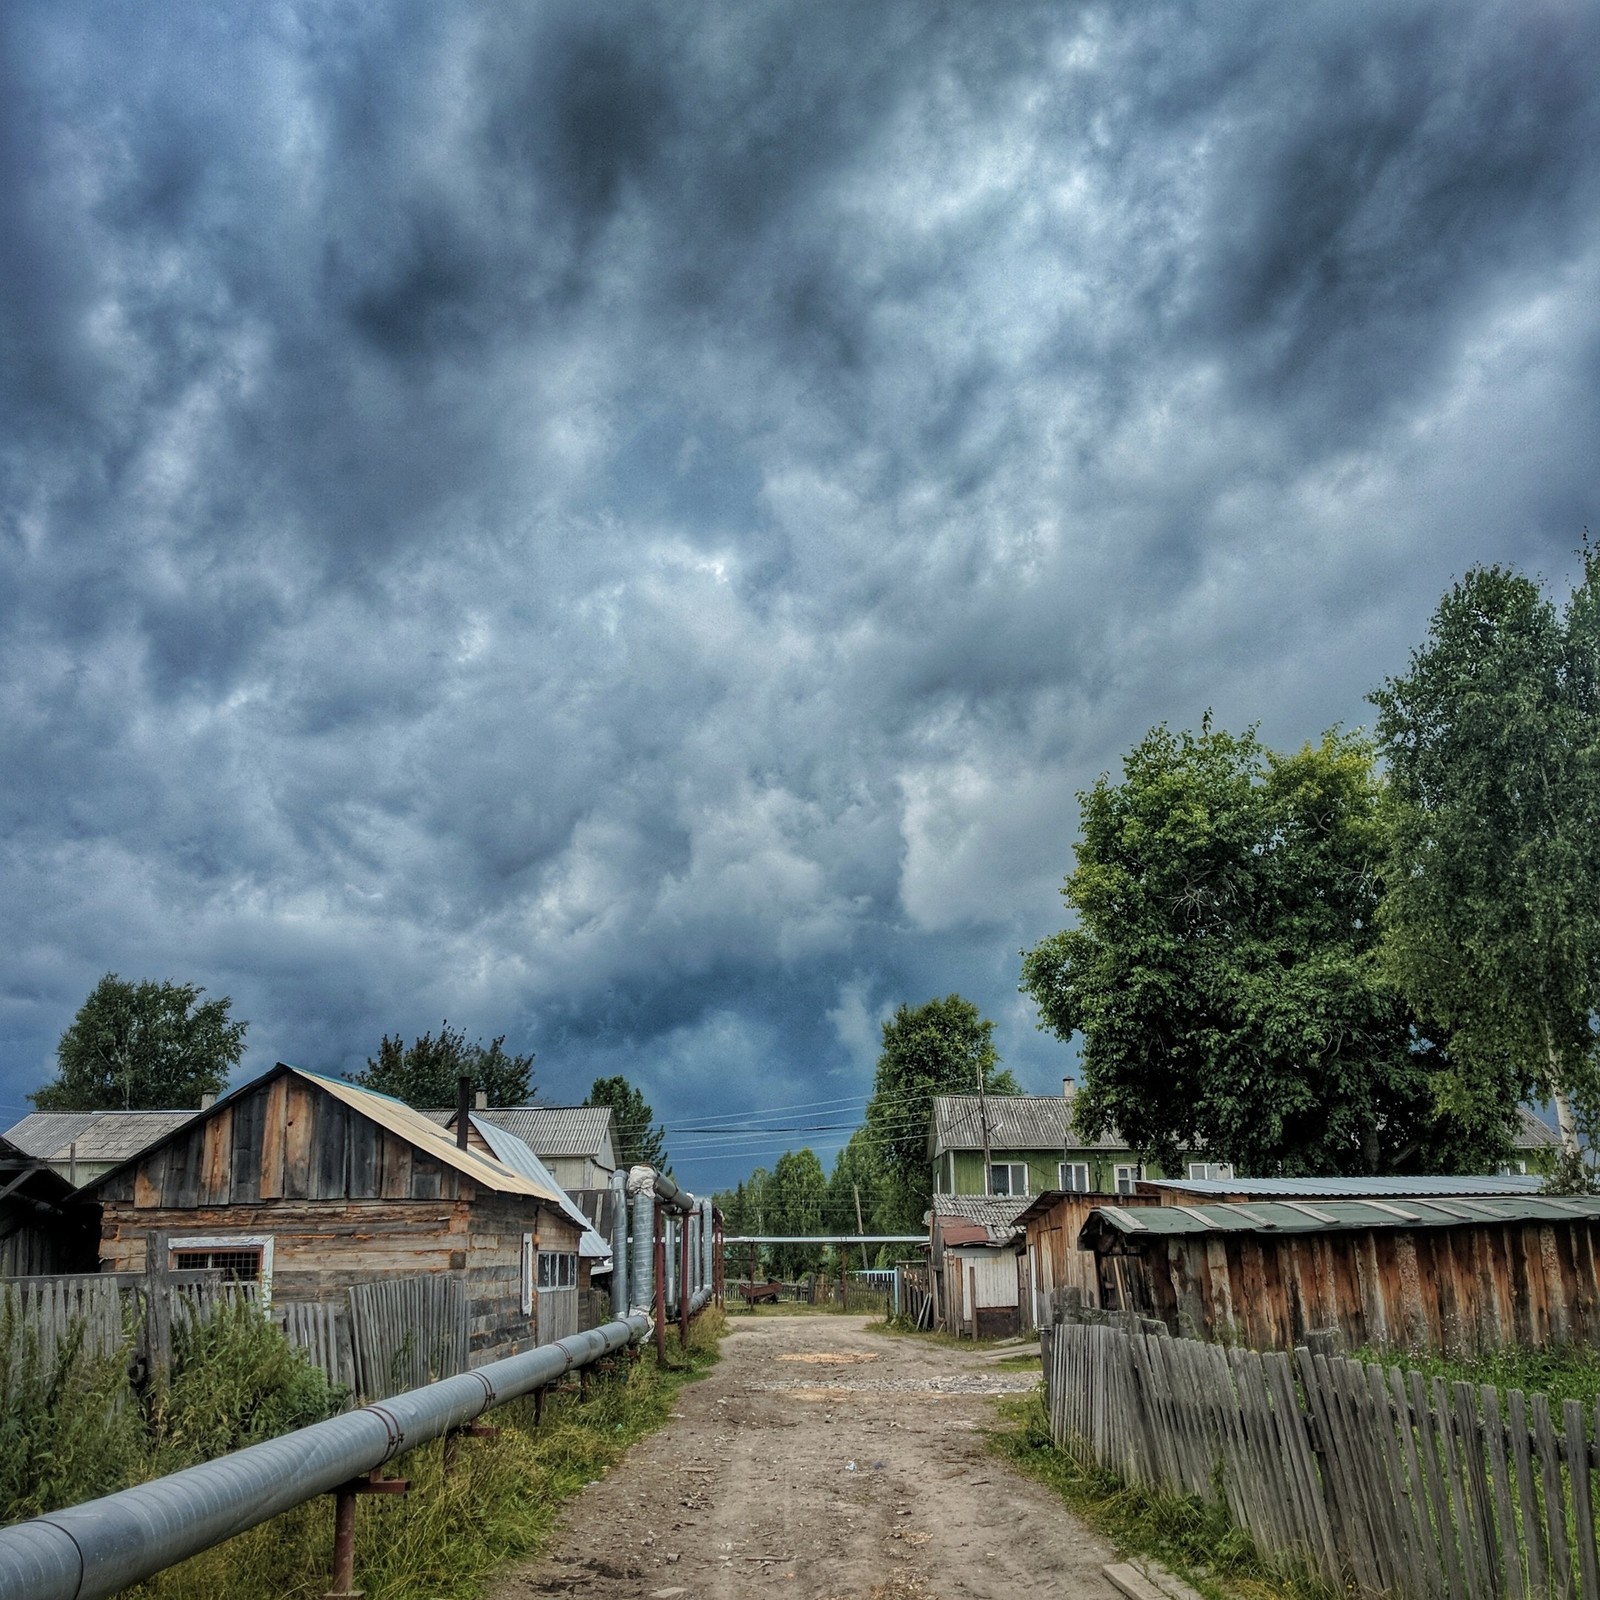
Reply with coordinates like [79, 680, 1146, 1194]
[0, 1134, 100, 1278]
[1013, 1188, 1163, 1327]
[928, 1195, 1029, 1338]
[86, 1064, 582, 1364]
[1077, 1194, 1600, 1355]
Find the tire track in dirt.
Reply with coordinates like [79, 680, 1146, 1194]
[492, 1313, 1121, 1600]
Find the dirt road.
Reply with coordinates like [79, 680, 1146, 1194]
[492, 1312, 1120, 1600]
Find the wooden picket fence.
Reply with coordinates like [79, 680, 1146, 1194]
[1042, 1320, 1600, 1600]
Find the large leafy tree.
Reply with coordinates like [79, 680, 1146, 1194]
[32, 974, 247, 1111]
[1021, 723, 1515, 1176]
[352, 1021, 534, 1107]
[766, 1147, 827, 1277]
[586, 1075, 668, 1170]
[1371, 554, 1600, 1175]
[865, 994, 1017, 1228]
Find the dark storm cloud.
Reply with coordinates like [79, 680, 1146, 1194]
[1, 0, 1597, 1179]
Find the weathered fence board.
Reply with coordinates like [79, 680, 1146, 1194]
[1043, 1319, 1600, 1600]
[347, 1274, 467, 1401]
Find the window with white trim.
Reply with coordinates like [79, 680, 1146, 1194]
[988, 1163, 1028, 1197]
[1114, 1163, 1142, 1196]
[169, 1234, 275, 1307]
[537, 1251, 578, 1289]
[1187, 1162, 1234, 1181]
[1059, 1162, 1091, 1193]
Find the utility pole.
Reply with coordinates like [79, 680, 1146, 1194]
[976, 1058, 994, 1196]
[853, 1183, 869, 1271]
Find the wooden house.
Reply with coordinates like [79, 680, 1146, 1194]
[1076, 1193, 1600, 1354]
[85, 1064, 582, 1364]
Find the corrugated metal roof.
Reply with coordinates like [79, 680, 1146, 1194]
[932, 1095, 1134, 1155]
[419, 1104, 615, 1161]
[466, 1117, 610, 1258]
[303, 1071, 568, 1206]
[1515, 1107, 1562, 1150]
[1, 1109, 199, 1162]
[1145, 1174, 1546, 1199]
[2, 1112, 103, 1157]
[1081, 1194, 1600, 1242]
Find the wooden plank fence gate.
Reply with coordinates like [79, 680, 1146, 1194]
[1042, 1320, 1600, 1600]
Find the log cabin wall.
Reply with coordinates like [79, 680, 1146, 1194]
[93, 1070, 574, 1364]
[1100, 1217, 1600, 1354]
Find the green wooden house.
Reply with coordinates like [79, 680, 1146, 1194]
[929, 1081, 1174, 1199]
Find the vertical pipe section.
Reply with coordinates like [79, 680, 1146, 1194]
[630, 1186, 655, 1314]
[609, 1167, 630, 1320]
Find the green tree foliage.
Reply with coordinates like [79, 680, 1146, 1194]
[1371, 554, 1600, 1178]
[31, 974, 246, 1111]
[865, 994, 1016, 1229]
[586, 1075, 668, 1170]
[828, 1129, 894, 1266]
[766, 1147, 827, 1277]
[352, 1021, 534, 1107]
[1021, 722, 1515, 1176]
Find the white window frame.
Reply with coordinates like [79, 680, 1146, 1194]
[521, 1234, 535, 1316]
[169, 1234, 275, 1309]
[1113, 1164, 1142, 1196]
[1499, 1160, 1528, 1176]
[1059, 1162, 1091, 1193]
[988, 1162, 1028, 1198]
[537, 1250, 578, 1290]
[1187, 1162, 1234, 1181]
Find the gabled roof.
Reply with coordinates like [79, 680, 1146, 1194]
[930, 1094, 1133, 1157]
[421, 1104, 616, 1163]
[1515, 1107, 1561, 1150]
[2, 1109, 199, 1163]
[80, 1065, 569, 1209]
[1079, 1193, 1600, 1247]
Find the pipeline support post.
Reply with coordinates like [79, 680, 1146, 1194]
[325, 1470, 409, 1600]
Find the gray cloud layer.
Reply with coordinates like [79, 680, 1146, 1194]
[3, 0, 1597, 1183]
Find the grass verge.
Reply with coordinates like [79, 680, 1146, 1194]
[988, 1391, 1329, 1600]
[127, 1309, 727, 1600]
[1349, 1341, 1600, 1409]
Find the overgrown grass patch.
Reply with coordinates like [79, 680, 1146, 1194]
[128, 1308, 727, 1600]
[988, 1392, 1328, 1600]
[1349, 1341, 1600, 1409]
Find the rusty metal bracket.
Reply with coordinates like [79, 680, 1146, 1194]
[324, 1470, 410, 1600]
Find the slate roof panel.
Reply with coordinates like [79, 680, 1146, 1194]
[2, 1110, 199, 1162]
[2, 1112, 108, 1158]
[1145, 1174, 1546, 1199]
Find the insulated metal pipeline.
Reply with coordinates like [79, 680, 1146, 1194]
[0, 1312, 649, 1600]
[629, 1185, 655, 1314]
[609, 1166, 629, 1320]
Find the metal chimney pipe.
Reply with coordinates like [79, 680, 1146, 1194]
[456, 1075, 471, 1150]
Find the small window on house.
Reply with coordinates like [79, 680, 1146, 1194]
[171, 1246, 263, 1281]
[988, 1163, 1028, 1197]
[1114, 1163, 1142, 1196]
[1498, 1161, 1528, 1176]
[537, 1251, 578, 1289]
[1059, 1162, 1091, 1193]
[1187, 1162, 1234, 1181]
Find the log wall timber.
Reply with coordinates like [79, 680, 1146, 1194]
[1097, 1217, 1600, 1354]
[92, 1069, 578, 1366]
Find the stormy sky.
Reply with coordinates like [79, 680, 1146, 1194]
[2, 0, 1596, 1189]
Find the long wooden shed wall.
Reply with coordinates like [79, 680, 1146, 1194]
[1101, 1218, 1600, 1353]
